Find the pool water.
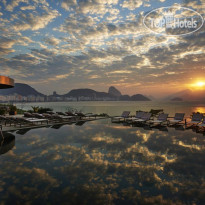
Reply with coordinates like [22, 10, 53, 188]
[0, 119, 205, 204]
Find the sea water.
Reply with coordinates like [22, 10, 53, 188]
[16, 101, 205, 116]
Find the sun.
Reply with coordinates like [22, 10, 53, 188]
[196, 81, 205, 87]
[188, 80, 205, 90]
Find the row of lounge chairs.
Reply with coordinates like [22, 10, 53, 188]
[112, 111, 205, 128]
[0, 111, 98, 129]
[0, 115, 49, 128]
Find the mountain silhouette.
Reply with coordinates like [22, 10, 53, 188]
[0, 83, 151, 101]
[0, 83, 45, 96]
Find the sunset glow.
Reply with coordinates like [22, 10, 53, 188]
[0, 0, 204, 97]
[189, 81, 205, 90]
[196, 82, 205, 87]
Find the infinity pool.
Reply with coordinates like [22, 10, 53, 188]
[0, 119, 205, 204]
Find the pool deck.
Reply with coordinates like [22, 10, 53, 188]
[1, 117, 108, 132]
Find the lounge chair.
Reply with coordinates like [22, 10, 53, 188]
[42, 113, 53, 119]
[65, 112, 76, 116]
[84, 113, 97, 119]
[42, 113, 63, 122]
[149, 109, 163, 117]
[133, 112, 152, 123]
[48, 114, 76, 122]
[112, 111, 130, 122]
[126, 111, 145, 122]
[24, 118, 49, 124]
[13, 117, 48, 127]
[150, 113, 169, 125]
[56, 112, 66, 116]
[24, 112, 33, 118]
[47, 111, 55, 115]
[75, 112, 97, 119]
[168, 113, 185, 125]
[187, 113, 203, 125]
[32, 113, 45, 119]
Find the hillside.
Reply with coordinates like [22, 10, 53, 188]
[0, 83, 45, 97]
[164, 89, 205, 101]
[63, 89, 112, 98]
[0, 84, 151, 101]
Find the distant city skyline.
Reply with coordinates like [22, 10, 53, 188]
[0, 0, 204, 97]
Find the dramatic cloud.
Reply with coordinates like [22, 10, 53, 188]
[44, 37, 61, 46]
[0, 37, 16, 55]
[61, 0, 77, 10]
[0, 0, 204, 96]
[122, 0, 143, 10]
[12, 10, 59, 31]
[5, 0, 29, 12]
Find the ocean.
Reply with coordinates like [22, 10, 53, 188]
[15, 101, 205, 116]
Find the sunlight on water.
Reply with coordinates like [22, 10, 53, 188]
[16, 101, 205, 116]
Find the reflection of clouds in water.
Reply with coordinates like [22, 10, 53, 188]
[1, 120, 205, 204]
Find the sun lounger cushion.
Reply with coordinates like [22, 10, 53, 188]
[25, 118, 48, 123]
[134, 113, 151, 122]
[121, 111, 130, 118]
[157, 114, 168, 121]
[174, 113, 185, 120]
[191, 113, 203, 122]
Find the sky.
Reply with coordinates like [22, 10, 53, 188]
[0, 0, 204, 97]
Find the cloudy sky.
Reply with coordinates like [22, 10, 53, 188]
[0, 0, 204, 97]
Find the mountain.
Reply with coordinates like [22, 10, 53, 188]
[0, 83, 151, 101]
[0, 83, 45, 97]
[130, 94, 151, 101]
[63, 89, 112, 98]
[119, 95, 131, 101]
[171, 97, 183, 101]
[165, 89, 205, 101]
[63, 88, 150, 101]
[108, 86, 121, 97]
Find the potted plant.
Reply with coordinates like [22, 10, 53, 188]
[9, 105, 17, 115]
[31, 106, 39, 113]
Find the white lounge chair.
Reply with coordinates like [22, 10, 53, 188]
[12, 117, 49, 127]
[188, 113, 203, 125]
[169, 113, 185, 125]
[51, 114, 76, 121]
[150, 113, 169, 125]
[24, 118, 49, 124]
[133, 112, 152, 123]
[112, 111, 130, 122]
[126, 111, 145, 121]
